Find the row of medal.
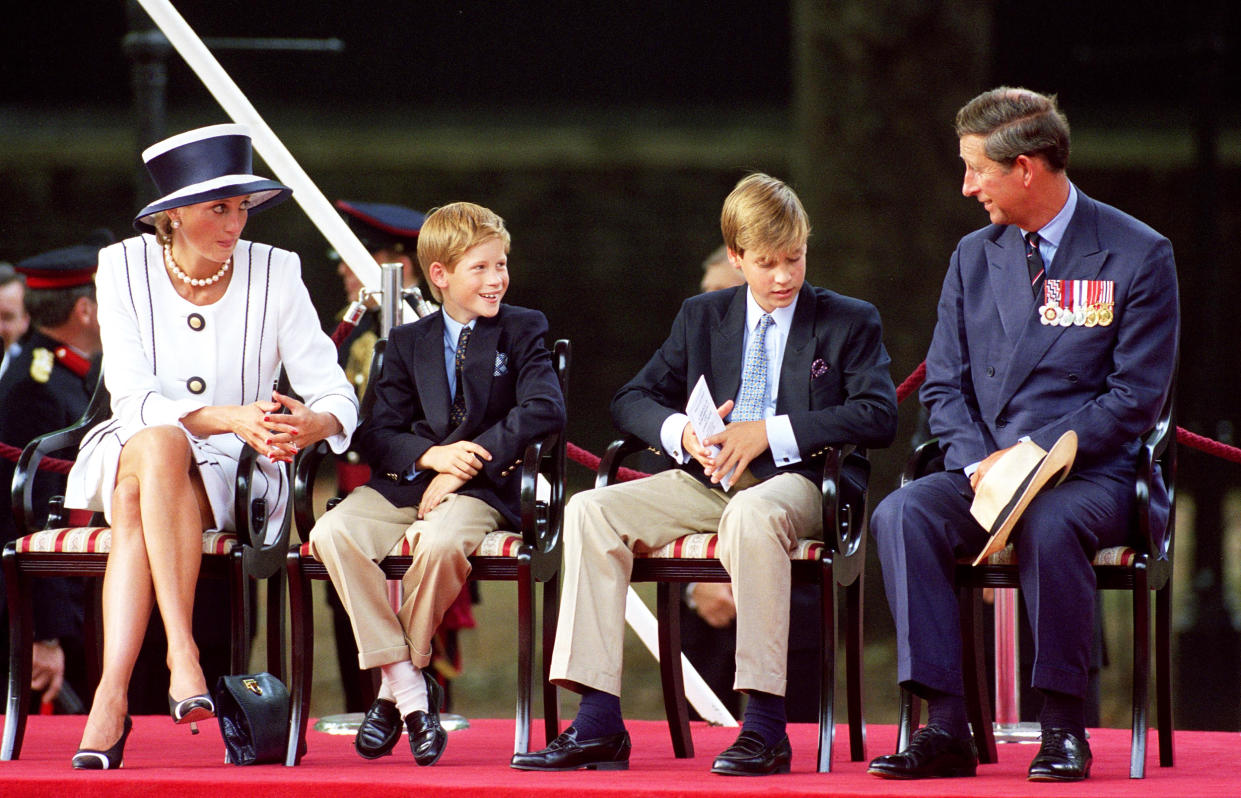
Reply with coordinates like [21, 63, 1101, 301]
[1039, 279, 1114, 327]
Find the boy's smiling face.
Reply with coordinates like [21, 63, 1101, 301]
[431, 236, 509, 324]
[729, 243, 806, 313]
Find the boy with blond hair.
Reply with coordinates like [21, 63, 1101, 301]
[513, 174, 897, 774]
[311, 201, 566, 766]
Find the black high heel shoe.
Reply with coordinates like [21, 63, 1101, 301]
[169, 692, 215, 735]
[73, 715, 133, 770]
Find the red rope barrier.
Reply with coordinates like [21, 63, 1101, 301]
[895, 360, 927, 404]
[565, 441, 649, 483]
[1176, 426, 1241, 465]
[0, 440, 73, 473]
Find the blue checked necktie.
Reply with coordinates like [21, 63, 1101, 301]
[730, 313, 773, 422]
[449, 325, 472, 428]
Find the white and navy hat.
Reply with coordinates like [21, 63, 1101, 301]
[133, 123, 291, 234]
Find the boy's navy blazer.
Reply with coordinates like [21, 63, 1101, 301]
[611, 281, 898, 490]
[358, 304, 566, 528]
[921, 189, 1178, 523]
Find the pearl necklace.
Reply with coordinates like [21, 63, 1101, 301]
[164, 244, 231, 287]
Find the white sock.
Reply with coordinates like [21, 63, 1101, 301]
[381, 660, 428, 718]
[377, 672, 395, 703]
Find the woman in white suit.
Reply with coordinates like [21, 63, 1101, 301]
[64, 124, 359, 769]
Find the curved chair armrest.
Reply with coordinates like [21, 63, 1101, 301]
[596, 434, 650, 489]
[520, 431, 565, 582]
[235, 442, 295, 579]
[291, 440, 331, 541]
[902, 438, 945, 485]
[823, 445, 870, 586]
[12, 373, 110, 535]
[1135, 393, 1176, 565]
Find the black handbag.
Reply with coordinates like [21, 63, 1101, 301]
[213, 672, 298, 765]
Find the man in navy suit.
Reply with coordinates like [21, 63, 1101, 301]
[513, 173, 897, 774]
[310, 202, 566, 766]
[869, 88, 1178, 783]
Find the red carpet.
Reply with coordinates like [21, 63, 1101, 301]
[0, 717, 1235, 798]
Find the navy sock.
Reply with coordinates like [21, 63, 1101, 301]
[571, 689, 624, 739]
[741, 691, 786, 747]
[1038, 689, 1086, 740]
[919, 687, 969, 739]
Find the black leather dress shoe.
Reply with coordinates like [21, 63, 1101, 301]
[867, 725, 978, 779]
[509, 726, 631, 771]
[710, 730, 792, 776]
[1028, 728, 1091, 782]
[355, 698, 402, 759]
[406, 673, 447, 766]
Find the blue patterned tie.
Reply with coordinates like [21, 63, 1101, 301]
[449, 325, 472, 428]
[730, 314, 773, 422]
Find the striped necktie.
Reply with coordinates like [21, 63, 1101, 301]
[1026, 231, 1046, 299]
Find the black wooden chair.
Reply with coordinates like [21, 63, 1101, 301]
[283, 338, 569, 765]
[896, 391, 1176, 779]
[3, 374, 289, 760]
[596, 438, 870, 773]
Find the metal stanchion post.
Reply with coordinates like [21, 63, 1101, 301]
[993, 588, 1040, 742]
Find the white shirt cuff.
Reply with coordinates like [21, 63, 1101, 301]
[660, 412, 692, 464]
[766, 415, 801, 467]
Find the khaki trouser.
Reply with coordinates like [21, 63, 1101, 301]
[549, 469, 821, 697]
[309, 485, 503, 669]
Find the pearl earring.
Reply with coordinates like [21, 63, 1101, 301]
[171, 219, 181, 229]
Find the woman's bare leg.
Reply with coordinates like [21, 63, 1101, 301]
[76, 426, 213, 751]
[77, 474, 154, 751]
[123, 426, 214, 702]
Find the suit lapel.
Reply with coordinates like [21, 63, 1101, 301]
[776, 284, 815, 413]
[997, 194, 1107, 405]
[461, 314, 500, 430]
[414, 314, 451, 432]
[711, 289, 747, 403]
[987, 229, 1032, 344]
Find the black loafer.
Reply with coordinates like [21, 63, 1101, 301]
[867, 724, 978, 779]
[1028, 728, 1091, 782]
[406, 672, 447, 766]
[355, 698, 402, 760]
[710, 730, 792, 776]
[510, 726, 631, 771]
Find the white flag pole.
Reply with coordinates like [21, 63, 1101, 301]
[135, 0, 379, 291]
[136, 0, 735, 727]
[625, 588, 737, 726]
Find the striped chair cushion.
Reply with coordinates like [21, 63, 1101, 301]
[982, 544, 1137, 567]
[635, 532, 825, 561]
[15, 527, 238, 556]
[298, 530, 525, 562]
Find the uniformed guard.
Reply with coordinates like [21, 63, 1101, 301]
[333, 199, 431, 398]
[0, 237, 107, 713]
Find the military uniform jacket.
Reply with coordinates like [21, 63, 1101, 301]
[0, 329, 97, 640]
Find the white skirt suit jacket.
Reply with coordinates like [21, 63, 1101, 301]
[65, 235, 358, 541]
